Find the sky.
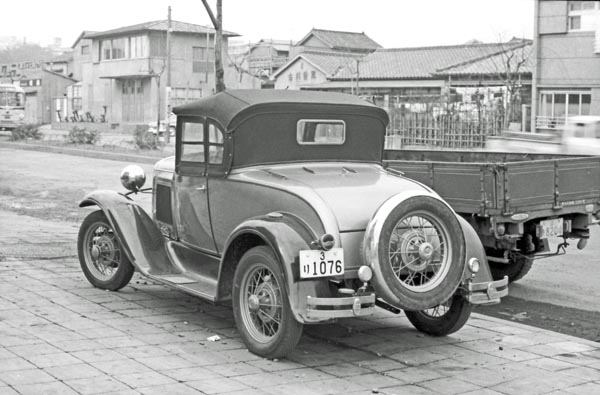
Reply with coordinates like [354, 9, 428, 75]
[3, 0, 534, 49]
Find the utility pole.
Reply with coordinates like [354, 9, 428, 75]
[165, 5, 172, 143]
[201, 0, 225, 92]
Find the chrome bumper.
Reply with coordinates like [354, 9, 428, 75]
[465, 276, 509, 305]
[306, 293, 376, 319]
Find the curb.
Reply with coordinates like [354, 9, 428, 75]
[0, 141, 168, 164]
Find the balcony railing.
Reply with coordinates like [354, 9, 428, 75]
[535, 116, 566, 130]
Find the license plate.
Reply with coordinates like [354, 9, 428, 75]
[537, 218, 563, 238]
[299, 248, 344, 279]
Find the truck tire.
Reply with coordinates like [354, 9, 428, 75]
[78, 210, 135, 291]
[489, 252, 534, 283]
[232, 246, 303, 358]
[405, 295, 472, 336]
[371, 196, 466, 311]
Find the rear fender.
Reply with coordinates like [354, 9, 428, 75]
[218, 213, 329, 323]
[457, 216, 493, 284]
[79, 190, 176, 275]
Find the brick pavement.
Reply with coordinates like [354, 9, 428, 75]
[1, 210, 600, 394]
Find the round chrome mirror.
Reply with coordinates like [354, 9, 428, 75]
[120, 165, 146, 192]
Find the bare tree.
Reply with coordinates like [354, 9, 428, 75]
[491, 39, 532, 129]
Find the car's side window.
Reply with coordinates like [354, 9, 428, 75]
[181, 121, 205, 162]
[208, 123, 224, 165]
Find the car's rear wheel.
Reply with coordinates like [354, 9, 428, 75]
[405, 294, 472, 336]
[372, 196, 466, 311]
[232, 246, 303, 358]
[77, 210, 134, 291]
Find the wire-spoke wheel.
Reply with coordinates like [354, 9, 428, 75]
[405, 294, 472, 336]
[374, 196, 466, 311]
[388, 211, 452, 293]
[233, 246, 303, 358]
[78, 210, 134, 291]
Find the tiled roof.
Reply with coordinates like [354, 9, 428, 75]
[434, 43, 533, 77]
[271, 50, 363, 80]
[86, 20, 238, 39]
[331, 41, 530, 80]
[297, 28, 381, 52]
[47, 51, 73, 63]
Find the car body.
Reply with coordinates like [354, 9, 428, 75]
[78, 90, 508, 358]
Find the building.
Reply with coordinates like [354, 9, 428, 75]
[271, 28, 381, 90]
[272, 50, 363, 90]
[19, 68, 77, 124]
[291, 28, 381, 57]
[532, 0, 600, 131]
[303, 40, 531, 108]
[68, 20, 238, 126]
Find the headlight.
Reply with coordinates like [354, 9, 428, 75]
[467, 258, 480, 274]
[120, 165, 146, 192]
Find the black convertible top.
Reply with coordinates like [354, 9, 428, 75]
[173, 89, 389, 131]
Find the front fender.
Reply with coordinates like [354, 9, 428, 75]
[80, 190, 175, 275]
[219, 213, 330, 323]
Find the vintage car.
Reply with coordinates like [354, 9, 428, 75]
[77, 90, 508, 358]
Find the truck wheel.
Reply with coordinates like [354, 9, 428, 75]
[373, 196, 466, 310]
[77, 210, 134, 291]
[405, 295, 472, 336]
[489, 253, 534, 283]
[232, 246, 303, 358]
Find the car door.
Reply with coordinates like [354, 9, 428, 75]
[174, 116, 217, 254]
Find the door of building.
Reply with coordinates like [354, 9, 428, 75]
[122, 79, 145, 122]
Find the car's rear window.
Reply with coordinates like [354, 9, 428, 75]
[296, 120, 345, 145]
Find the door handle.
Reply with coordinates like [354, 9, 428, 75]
[196, 185, 207, 192]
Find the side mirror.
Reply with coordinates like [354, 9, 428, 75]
[120, 165, 146, 192]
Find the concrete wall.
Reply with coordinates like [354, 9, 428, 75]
[538, 0, 568, 34]
[273, 58, 328, 90]
[537, 33, 600, 88]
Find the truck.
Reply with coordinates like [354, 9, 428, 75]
[384, 149, 600, 283]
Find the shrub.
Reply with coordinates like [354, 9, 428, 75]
[10, 124, 42, 141]
[133, 124, 161, 150]
[67, 126, 100, 144]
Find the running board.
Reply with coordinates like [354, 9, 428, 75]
[148, 273, 217, 301]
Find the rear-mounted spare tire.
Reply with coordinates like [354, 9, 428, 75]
[365, 195, 466, 311]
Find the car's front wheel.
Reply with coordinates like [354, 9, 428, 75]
[232, 246, 303, 358]
[405, 295, 472, 336]
[77, 210, 134, 291]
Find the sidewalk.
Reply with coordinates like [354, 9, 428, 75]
[1, 211, 599, 394]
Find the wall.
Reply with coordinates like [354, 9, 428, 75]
[537, 33, 600, 88]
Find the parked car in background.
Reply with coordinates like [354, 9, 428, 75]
[148, 112, 176, 140]
[77, 90, 507, 358]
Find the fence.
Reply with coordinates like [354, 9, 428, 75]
[385, 110, 504, 149]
